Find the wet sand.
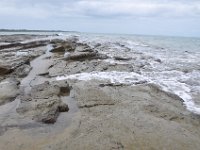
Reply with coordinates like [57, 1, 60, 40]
[0, 34, 200, 150]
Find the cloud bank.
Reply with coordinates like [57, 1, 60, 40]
[0, 0, 200, 37]
[0, 0, 200, 19]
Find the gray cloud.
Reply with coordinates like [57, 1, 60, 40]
[0, 0, 200, 18]
[0, 0, 200, 37]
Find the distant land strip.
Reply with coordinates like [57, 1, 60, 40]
[0, 29, 79, 33]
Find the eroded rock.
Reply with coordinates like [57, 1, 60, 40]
[0, 65, 13, 75]
[114, 56, 131, 61]
[75, 45, 93, 52]
[64, 51, 98, 61]
[0, 78, 20, 105]
[0, 40, 49, 50]
[17, 81, 70, 123]
[50, 46, 65, 53]
[14, 64, 32, 78]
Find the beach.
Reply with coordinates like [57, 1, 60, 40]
[0, 33, 200, 150]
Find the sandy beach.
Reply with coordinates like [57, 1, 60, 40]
[0, 34, 200, 150]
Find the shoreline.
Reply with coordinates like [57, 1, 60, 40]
[0, 34, 200, 150]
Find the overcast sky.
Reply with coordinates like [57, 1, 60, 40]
[0, 0, 200, 37]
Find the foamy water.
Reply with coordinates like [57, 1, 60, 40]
[56, 71, 147, 85]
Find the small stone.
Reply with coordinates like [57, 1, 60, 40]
[58, 103, 69, 112]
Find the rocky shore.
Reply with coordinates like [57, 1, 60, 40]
[0, 34, 200, 150]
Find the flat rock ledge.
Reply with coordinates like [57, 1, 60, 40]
[17, 81, 70, 124]
[0, 78, 20, 105]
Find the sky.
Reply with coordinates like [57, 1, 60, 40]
[0, 0, 200, 37]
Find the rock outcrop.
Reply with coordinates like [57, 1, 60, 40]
[114, 56, 131, 61]
[0, 40, 49, 50]
[0, 65, 13, 75]
[17, 81, 69, 123]
[14, 64, 32, 78]
[64, 51, 98, 61]
[0, 78, 20, 105]
[50, 46, 65, 53]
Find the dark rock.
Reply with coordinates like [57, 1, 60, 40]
[51, 37, 80, 52]
[50, 46, 65, 53]
[155, 59, 162, 63]
[182, 69, 189, 74]
[0, 65, 13, 75]
[99, 83, 125, 87]
[41, 116, 57, 124]
[59, 87, 70, 96]
[51, 80, 71, 96]
[38, 72, 49, 77]
[75, 45, 93, 52]
[62, 43, 76, 52]
[134, 80, 147, 85]
[64, 52, 97, 61]
[0, 40, 49, 50]
[94, 43, 101, 48]
[58, 102, 69, 112]
[102, 66, 108, 71]
[114, 56, 131, 61]
[0, 42, 22, 50]
[50, 39, 65, 45]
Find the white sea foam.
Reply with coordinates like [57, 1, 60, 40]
[16, 51, 29, 56]
[0, 81, 10, 85]
[56, 71, 147, 85]
[103, 59, 128, 65]
[0, 42, 10, 45]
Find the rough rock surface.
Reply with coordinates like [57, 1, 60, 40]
[114, 56, 132, 61]
[52, 37, 78, 52]
[0, 34, 200, 150]
[13, 64, 32, 78]
[17, 81, 69, 123]
[50, 46, 65, 53]
[0, 34, 47, 43]
[0, 78, 20, 105]
[52, 80, 200, 150]
[0, 65, 13, 75]
[75, 45, 94, 52]
[64, 51, 98, 61]
[0, 40, 49, 50]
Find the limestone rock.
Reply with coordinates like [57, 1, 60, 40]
[0, 78, 20, 105]
[114, 56, 131, 61]
[0, 65, 13, 75]
[64, 52, 97, 61]
[14, 64, 32, 78]
[17, 81, 70, 124]
[50, 46, 65, 53]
